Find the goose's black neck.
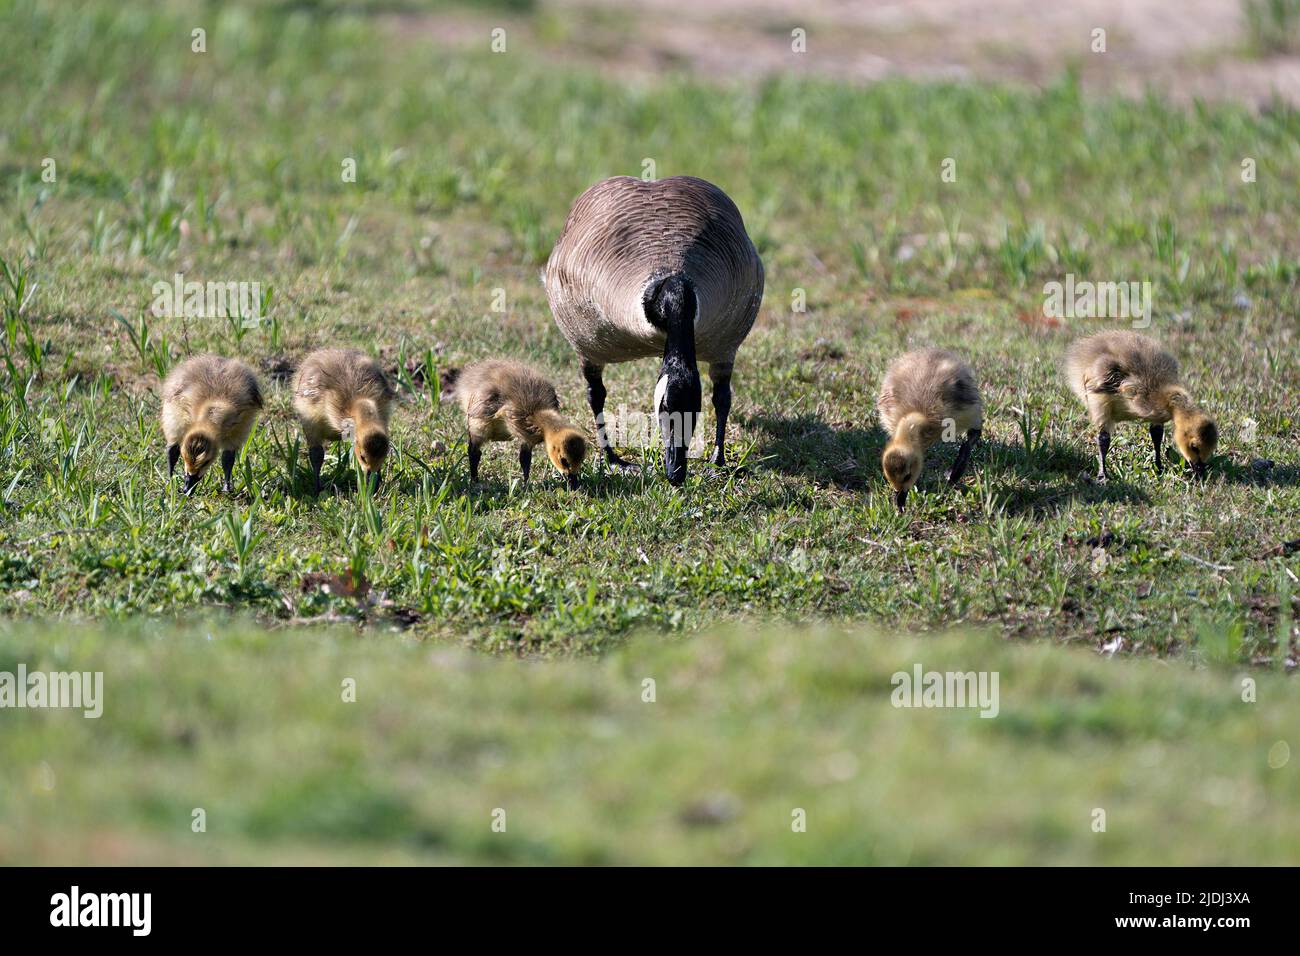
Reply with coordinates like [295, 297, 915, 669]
[645, 273, 698, 368]
[646, 274, 702, 486]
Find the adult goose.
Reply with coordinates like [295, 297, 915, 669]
[544, 176, 764, 485]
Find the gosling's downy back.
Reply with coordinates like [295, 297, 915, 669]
[1066, 330, 1181, 413]
[450, 359, 568, 446]
[293, 348, 395, 432]
[877, 348, 982, 437]
[161, 354, 263, 444]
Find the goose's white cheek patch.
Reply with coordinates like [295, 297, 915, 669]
[653, 374, 669, 432]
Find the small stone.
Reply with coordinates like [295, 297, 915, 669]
[680, 792, 741, 826]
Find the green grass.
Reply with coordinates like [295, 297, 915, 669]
[1, 617, 1296, 864]
[1, 0, 1297, 864]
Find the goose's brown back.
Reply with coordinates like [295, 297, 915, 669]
[544, 176, 764, 365]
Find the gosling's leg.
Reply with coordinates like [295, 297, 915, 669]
[947, 428, 982, 486]
[1096, 429, 1111, 482]
[308, 444, 325, 495]
[519, 443, 532, 484]
[167, 443, 179, 478]
[468, 438, 482, 484]
[581, 359, 633, 469]
[708, 361, 733, 468]
[1149, 424, 1164, 476]
[220, 449, 236, 493]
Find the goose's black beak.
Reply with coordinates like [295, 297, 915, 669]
[657, 366, 700, 489]
[566, 473, 580, 491]
[664, 443, 688, 487]
[894, 489, 908, 513]
[182, 472, 202, 494]
[1192, 461, 1208, 480]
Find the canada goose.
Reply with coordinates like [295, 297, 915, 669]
[292, 348, 395, 493]
[1066, 331, 1218, 481]
[544, 175, 764, 485]
[441, 359, 587, 489]
[877, 348, 983, 512]
[160, 354, 263, 494]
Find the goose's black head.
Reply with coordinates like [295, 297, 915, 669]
[645, 274, 701, 486]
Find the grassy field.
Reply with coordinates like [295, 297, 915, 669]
[2, 617, 1297, 864]
[0, 0, 1297, 863]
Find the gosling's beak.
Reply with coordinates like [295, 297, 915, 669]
[182, 472, 202, 494]
[895, 488, 908, 513]
[1192, 461, 1208, 480]
[566, 473, 580, 491]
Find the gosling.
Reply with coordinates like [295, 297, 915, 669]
[877, 348, 983, 512]
[292, 348, 395, 493]
[442, 359, 587, 489]
[161, 354, 263, 494]
[1066, 330, 1217, 481]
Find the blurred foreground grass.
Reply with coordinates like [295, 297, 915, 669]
[0, 617, 1294, 864]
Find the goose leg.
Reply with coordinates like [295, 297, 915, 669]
[1096, 429, 1111, 482]
[1149, 424, 1164, 476]
[167, 443, 179, 477]
[947, 428, 981, 486]
[581, 360, 633, 469]
[220, 449, 236, 493]
[708, 361, 733, 468]
[519, 443, 532, 484]
[308, 444, 325, 495]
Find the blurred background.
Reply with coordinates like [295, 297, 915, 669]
[321, 0, 1300, 105]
